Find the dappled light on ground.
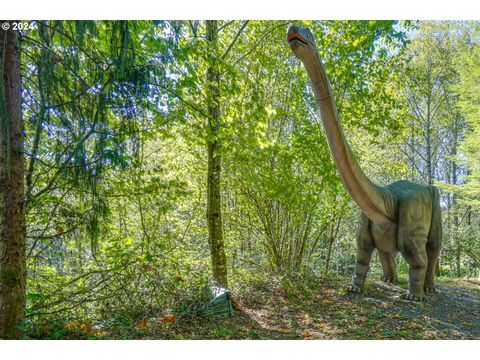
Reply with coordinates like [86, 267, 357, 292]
[233, 278, 480, 340]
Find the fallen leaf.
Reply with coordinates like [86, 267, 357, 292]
[303, 331, 312, 338]
[80, 323, 92, 334]
[142, 263, 152, 271]
[162, 314, 176, 324]
[138, 319, 147, 329]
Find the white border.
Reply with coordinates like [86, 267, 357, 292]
[0, 339, 477, 359]
[1, 0, 480, 20]
[1, 0, 478, 357]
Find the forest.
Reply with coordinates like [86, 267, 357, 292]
[0, 19, 479, 340]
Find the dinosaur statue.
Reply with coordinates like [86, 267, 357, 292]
[287, 25, 442, 301]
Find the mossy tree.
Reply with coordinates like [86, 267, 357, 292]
[0, 22, 26, 339]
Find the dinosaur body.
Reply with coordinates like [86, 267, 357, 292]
[287, 26, 442, 301]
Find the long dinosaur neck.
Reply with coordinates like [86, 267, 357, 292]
[301, 51, 394, 225]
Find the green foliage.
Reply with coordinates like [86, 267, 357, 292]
[453, 23, 480, 206]
[16, 20, 480, 339]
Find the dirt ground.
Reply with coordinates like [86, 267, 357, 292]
[189, 277, 480, 340]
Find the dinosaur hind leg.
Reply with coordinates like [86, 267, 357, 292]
[398, 223, 428, 301]
[401, 248, 427, 301]
[378, 250, 397, 283]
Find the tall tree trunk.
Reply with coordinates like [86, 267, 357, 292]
[425, 66, 441, 276]
[325, 216, 341, 273]
[0, 23, 26, 339]
[206, 20, 228, 287]
[451, 115, 460, 276]
[425, 63, 435, 186]
[325, 236, 334, 273]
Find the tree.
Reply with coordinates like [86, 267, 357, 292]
[0, 22, 26, 339]
[205, 20, 228, 287]
[401, 22, 459, 186]
[450, 22, 480, 272]
[400, 21, 469, 274]
[21, 20, 192, 320]
[453, 22, 480, 206]
[225, 20, 410, 274]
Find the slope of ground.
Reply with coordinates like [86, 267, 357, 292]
[167, 277, 480, 340]
[229, 277, 480, 340]
[26, 277, 479, 339]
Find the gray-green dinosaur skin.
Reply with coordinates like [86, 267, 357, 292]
[287, 25, 442, 301]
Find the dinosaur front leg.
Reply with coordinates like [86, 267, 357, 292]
[348, 245, 374, 293]
[424, 245, 440, 293]
[378, 250, 397, 283]
[425, 195, 442, 293]
[348, 214, 374, 294]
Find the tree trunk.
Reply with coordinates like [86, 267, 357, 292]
[325, 237, 334, 273]
[325, 216, 341, 273]
[0, 23, 26, 339]
[205, 20, 228, 287]
[425, 68, 433, 186]
[425, 67, 441, 276]
[451, 116, 461, 276]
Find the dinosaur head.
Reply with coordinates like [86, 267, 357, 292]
[287, 25, 317, 60]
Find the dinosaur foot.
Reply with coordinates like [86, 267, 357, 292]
[380, 275, 396, 283]
[400, 293, 423, 302]
[424, 285, 436, 293]
[347, 285, 363, 294]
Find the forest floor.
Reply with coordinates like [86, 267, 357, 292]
[154, 276, 480, 340]
[28, 276, 480, 340]
[234, 277, 480, 340]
